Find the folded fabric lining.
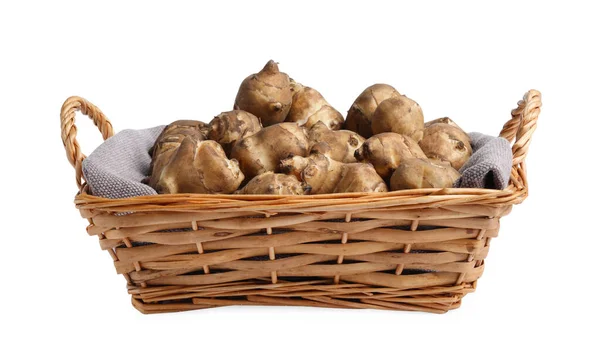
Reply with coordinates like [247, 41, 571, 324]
[82, 126, 165, 199]
[453, 132, 513, 189]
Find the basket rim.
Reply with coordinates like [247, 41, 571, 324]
[74, 183, 527, 213]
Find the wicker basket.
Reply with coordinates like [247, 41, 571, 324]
[60, 90, 541, 314]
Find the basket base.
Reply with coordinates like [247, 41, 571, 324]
[130, 281, 475, 314]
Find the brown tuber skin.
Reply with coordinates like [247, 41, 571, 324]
[208, 110, 262, 157]
[308, 121, 365, 163]
[149, 122, 244, 194]
[354, 133, 427, 179]
[280, 153, 387, 194]
[234, 60, 293, 126]
[285, 86, 344, 130]
[235, 172, 309, 195]
[289, 78, 304, 96]
[419, 123, 472, 170]
[151, 120, 208, 151]
[230, 122, 310, 180]
[345, 84, 402, 138]
[424, 117, 464, 132]
[390, 158, 461, 190]
[371, 96, 424, 141]
[279, 154, 309, 181]
[148, 120, 209, 179]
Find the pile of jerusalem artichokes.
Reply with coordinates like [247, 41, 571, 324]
[148, 60, 472, 195]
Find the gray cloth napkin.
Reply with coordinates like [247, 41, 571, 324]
[453, 132, 513, 189]
[82, 126, 165, 198]
[82, 127, 513, 199]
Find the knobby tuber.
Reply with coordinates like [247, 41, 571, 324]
[424, 117, 464, 132]
[208, 110, 262, 156]
[149, 120, 208, 179]
[150, 121, 244, 194]
[308, 121, 365, 162]
[354, 132, 426, 179]
[234, 60, 293, 126]
[390, 158, 461, 190]
[230, 122, 310, 180]
[371, 96, 424, 141]
[280, 153, 388, 194]
[419, 123, 472, 170]
[345, 84, 402, 138]
[290, 78, 304, 95]
[236, 172, 309, 195]
[285, 86, 344, 130]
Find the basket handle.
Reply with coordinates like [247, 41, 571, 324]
[499, 89, 541, 166]
[60, 96, 114, 189]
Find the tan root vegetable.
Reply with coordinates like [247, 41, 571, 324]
[278, 154, 309, 181]
[230, 122, 310, 180]
[290, 78, 304, 95]
[425, 116, 462, 130]
[345, 83, 402, 138]
[354, 132, 426, 179]
[149, 120, 208, 178]
[235, 172, 308, 195]
[371, 96, 424, 141]
[208, 110, 262, 156]
[280, 153, 387, 194]
[150, 136, 244, 194]
[419, 123, 472, 170]
[152, 120, 208, 147]
[390, 158, 461, 190]
[234, 60, 293, 126]
[285, 86, 344, 130]
[308, 121, 365, 162]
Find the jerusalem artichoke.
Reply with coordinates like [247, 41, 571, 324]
[371, 96, 424, 141]
[354, 132, 426, 179]
[419, 123, 472, 170]
[236, 172, 309, 195]
[208, 110, 262, 156]
[280, 153, 387, 194]
[390, 158, 461, 190]
[285, 86, 344, 130]
[150, 134, 244, 194]
[230, 122, 310, 180]
[234, 60, 293, 126]
[424, 117, 464, 132]
[345, 84, 402, 138]
[308, 121, 365, 162]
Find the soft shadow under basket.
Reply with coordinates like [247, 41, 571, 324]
[60, 90, 541, 314]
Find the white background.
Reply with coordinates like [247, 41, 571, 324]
[1, 1, 598, 362]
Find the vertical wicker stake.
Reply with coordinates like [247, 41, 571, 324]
[472, 236, 491, 289]
[192, 220, 210, 274]
[333, 213, 352, 284]
[475, 237, 489, 268]
[266, 214, 277, 284]
[104, 234, 128, 282]
[456, 228, 487, 285]
[94, 217, 123, 278]
[395, 220, 418, 275]
[123, 237, 146, 287]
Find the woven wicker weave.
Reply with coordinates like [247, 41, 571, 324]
[60, 90, 540, 314]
